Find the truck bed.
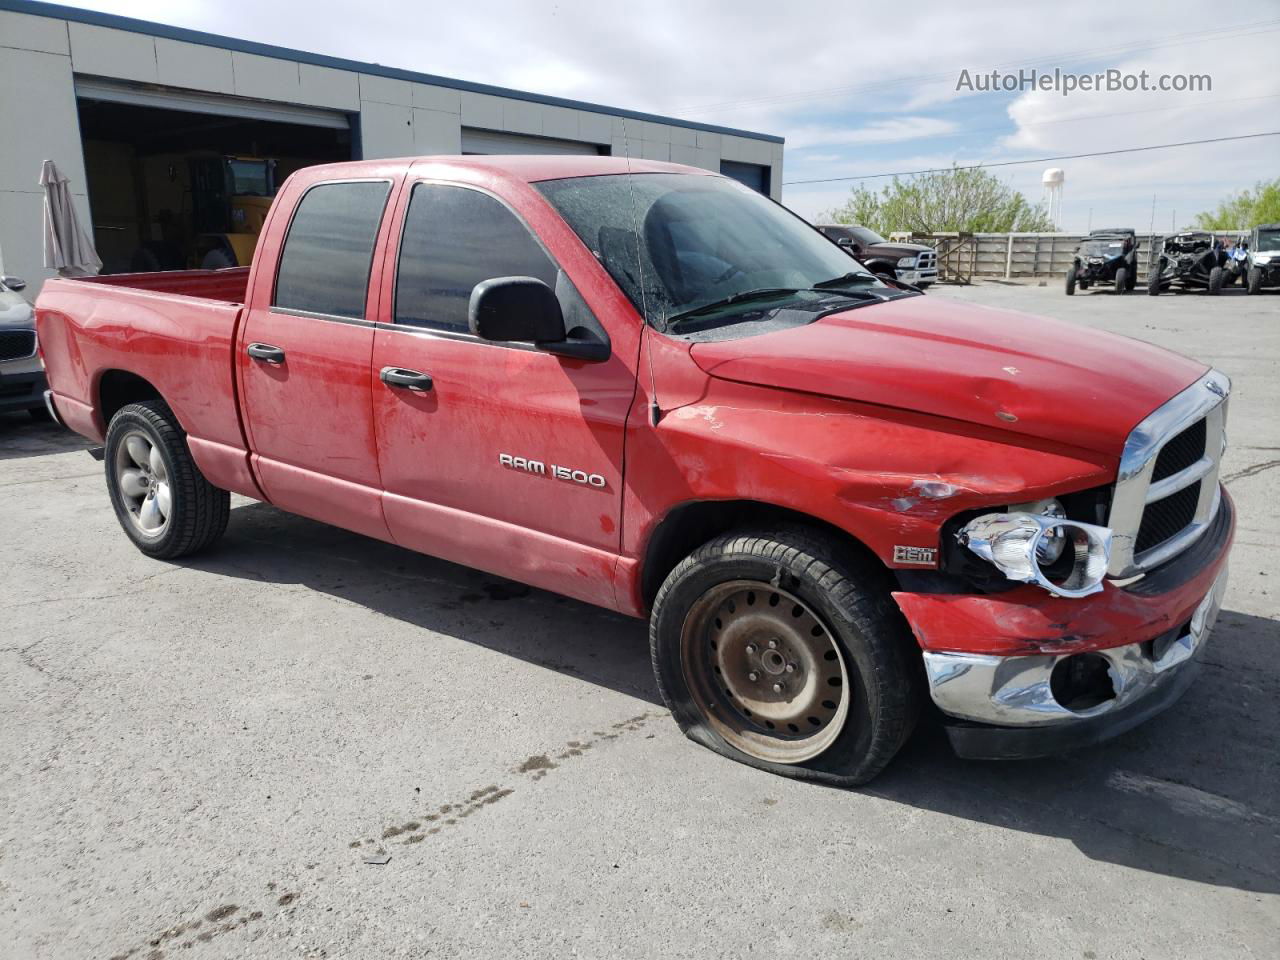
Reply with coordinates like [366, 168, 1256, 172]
[37, 268, 249, 461]
[73, 266, 251, 304]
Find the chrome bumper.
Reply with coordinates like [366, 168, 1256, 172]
[923, 566, 1227, 728]
[44, 389, 63, 426]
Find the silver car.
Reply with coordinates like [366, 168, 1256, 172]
[0, 276, 49, 420]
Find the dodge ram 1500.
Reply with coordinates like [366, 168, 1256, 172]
[37, 156, 1233, 784]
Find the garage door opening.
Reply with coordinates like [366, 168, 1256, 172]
[77, 96, 353, 274]
[720, 160, 771, 195]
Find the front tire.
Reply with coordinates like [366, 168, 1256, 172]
[104, 400, 229, 559]
[1064, 269, 1076, 295]
[1114, 267, 1127, 295]
[1147, 266, 1162, 295]
[1208, 266, 1224, 295]
[650, 528, 920, 785]
[1247, 267, 1263, 295]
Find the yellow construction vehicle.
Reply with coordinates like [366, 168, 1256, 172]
[190, 155, 279, 268]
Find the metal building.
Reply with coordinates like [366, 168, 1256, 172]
[0, 0, 784, 292]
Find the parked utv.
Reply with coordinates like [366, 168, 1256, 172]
[1148, 231, 1227, 295]
[1245, 223, 1280, 294]
[1065, 228, 1138, 295]
[1222, 239, 1250, 290]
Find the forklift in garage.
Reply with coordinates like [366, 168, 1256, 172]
[189, 155, 279, 268]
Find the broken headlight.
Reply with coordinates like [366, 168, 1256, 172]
[958, 508, 1112, 598]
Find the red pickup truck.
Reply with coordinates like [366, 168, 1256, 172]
[37, 156, 1233, 784]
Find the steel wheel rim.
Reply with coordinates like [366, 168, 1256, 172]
[679, 580, 851, 764]
[114, 429, 171, 537]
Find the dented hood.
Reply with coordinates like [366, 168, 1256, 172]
[689, 296, 1208, 456]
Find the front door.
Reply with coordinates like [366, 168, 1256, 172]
[238, 173, 397, 540]
[370, 179, 636, 607]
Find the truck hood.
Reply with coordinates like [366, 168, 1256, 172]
[688, 296, 1208, 457]
[0, 288, 34, 329]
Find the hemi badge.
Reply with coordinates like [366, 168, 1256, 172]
[893, 545, 938, 566]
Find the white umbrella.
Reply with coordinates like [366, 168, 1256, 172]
[40, 160, 102, 277]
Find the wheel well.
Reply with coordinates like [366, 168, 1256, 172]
[639, 500, 884, 611]
[98, 370, 162, 427]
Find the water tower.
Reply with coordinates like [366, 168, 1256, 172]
[1042, 168, 1065, 229]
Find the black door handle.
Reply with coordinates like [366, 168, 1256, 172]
[380, 366, 433, 392]
[247, 342, 286, 364]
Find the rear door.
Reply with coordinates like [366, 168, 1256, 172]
[369, 178, 638, 607]
[238, 170, 398, 539]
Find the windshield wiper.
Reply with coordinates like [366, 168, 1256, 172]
[666, 287, 805, 329]
[812, 272, 881, 289]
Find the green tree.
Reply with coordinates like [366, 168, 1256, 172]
[823, 165, 1055, 234]
[1193, 179, 1280, 230]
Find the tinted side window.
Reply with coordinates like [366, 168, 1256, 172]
[274, 180, 391, 319]
[395, 184, 558, 331]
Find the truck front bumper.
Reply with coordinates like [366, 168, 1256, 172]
[893, 490, 1234, 759]
[0, 366, 47, 414]
[896, 267, 938, 285]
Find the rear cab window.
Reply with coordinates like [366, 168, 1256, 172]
[274, 180, 392, 319]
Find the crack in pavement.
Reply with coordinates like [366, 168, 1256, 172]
[869, 768, 1280, 885]
[5, 567, 184, 610]
[0, 471, 101, 487]
[0, 638, 79, 686]
[1223, 459, 1280, 485]
[350, 711, 664, 855]
[107, 890, 298, 960]
[101, 712, 663, 957]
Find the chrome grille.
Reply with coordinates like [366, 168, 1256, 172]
[0, 329, 36, 361]
[1135, 481, 1201, 554]
[1152, 419, 1206, 481]
[1107, 370, 1228, 577]
[916, 250, 937, 270]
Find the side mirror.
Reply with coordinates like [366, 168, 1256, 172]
[469, 276, 566, 344]
[469, 276, 611, 362]
[2, 275, 26, 292]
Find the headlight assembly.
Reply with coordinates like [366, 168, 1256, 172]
[897, 256, 918, 268]
[1009, 498, 1066, 563]
[958, 510, 1112, 598]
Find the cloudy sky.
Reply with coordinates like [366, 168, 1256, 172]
[67, 0, 1280, 231]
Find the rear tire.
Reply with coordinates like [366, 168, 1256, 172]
[650, 527, 920, 786]
[1114, 267, 1127, 295]
[1247, 267, 1263, 295]
[1208, 266, 1224, 295]
[1064, 269, 1076, 295]
[104, 399, 229, 559]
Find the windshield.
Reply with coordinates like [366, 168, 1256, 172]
[849, 225, 886, 246]
[1080, 239, 1125, 256]
[1256, 229, 1280, 252]
[536, 173, 882, 328]
[228, 159, 273, 196]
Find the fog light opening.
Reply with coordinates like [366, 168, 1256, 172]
[1049, 653, 1116, 712]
